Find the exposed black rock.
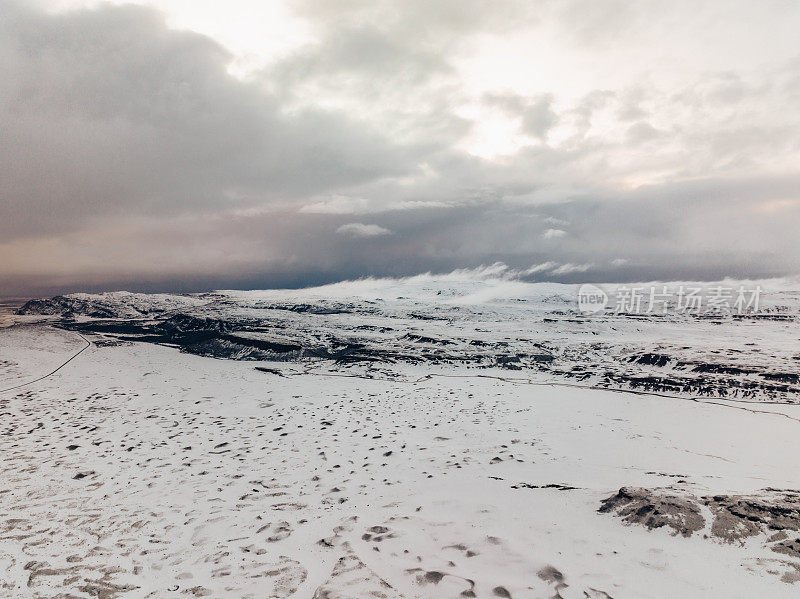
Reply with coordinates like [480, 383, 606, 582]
[19, 291, 800, 402]
[601, 487, 800, 564]
[598, 487, 705, 537]
[629, 353, 671, 367]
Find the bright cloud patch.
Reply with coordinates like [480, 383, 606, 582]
[336, 223, 393, 238]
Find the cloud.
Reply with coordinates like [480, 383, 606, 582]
[2, 0, 800, 294]
[483, 92, 558, 139]
[336, 223, 393, 237]
[0, 1, 420, 241]
[523, 261, 558, 274]
[299, 196, 371, 214]
[551, 263, 593, 275]
[625, 121, 662, 144]
[299, 195, 452, 214]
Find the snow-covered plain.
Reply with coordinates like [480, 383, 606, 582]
[2, 277, 800, 598]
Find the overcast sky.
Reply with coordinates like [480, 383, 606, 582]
[2, 0, 800, 295]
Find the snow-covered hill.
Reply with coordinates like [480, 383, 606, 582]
[4, 277, 800, 597]
[17, 278, 800, 403]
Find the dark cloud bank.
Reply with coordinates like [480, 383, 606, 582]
[1, 0, 799, 295]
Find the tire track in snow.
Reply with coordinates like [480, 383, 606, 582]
[0, 331, 92, 393]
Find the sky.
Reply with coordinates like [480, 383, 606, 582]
[2, 0, 800, 295]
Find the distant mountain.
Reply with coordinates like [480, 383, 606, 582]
[16, 280, 800, 403]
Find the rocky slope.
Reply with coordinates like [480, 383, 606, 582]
[16, 280, 800, 403]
